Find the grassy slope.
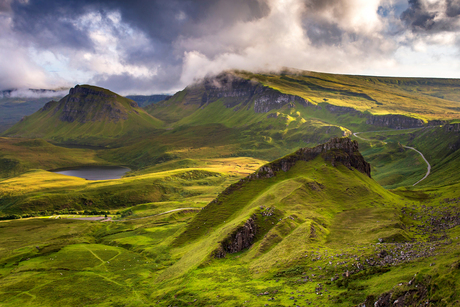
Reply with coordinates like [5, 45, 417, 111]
[0, 157, 267, 215]
[164, 156, 404, 279]
[3, 85, 163, 144]
[0, 137, 109, 178]
[356, 138, 428, 189]
[2, 154, 460, 306]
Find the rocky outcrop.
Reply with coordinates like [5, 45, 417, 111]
[69, 85, 116, 99]
[196, 72, 310, 113]
[251, 137, 371, 179]
[214, 217, 257, 258]
[366, 114, 424, 129]
[445, 123, 460, 132]
[253, 93, 307, 113]
[209, 138, 370, 207]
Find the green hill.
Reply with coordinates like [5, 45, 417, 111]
[2, 138, 460, 306]
[2, 85, 163, 145]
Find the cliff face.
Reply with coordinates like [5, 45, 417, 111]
[320, 102, 429, 129]
[210, 137, 370, 207]
[445, 123, 460, 132]
[42, 85, 138, 124]
[366, 114, 424, 129]
[252, 137, 371, 179]
[192, 73, 310, 113]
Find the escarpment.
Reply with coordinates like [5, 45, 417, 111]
[189, 72, 310, 113]
[194, 73, 431, 129]
[445, 123, 460, 132]
[322, 103, 426, 129]
[207, 138, 370, 258]
[366, 114, 424, 129]
[208, 137, 370, 206]
[251, 137, 371, 179]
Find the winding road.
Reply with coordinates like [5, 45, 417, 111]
[353, 131, 431, 186]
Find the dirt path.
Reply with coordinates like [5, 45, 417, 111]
[116, 207, 201, 222]
[44, 209, 200, 223]
[52, 215, 112, 221]
[353, 130, 431, 186]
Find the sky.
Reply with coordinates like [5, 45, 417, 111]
[0, 0, 459, 95]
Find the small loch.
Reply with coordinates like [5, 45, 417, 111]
[52, 166, 130, 180]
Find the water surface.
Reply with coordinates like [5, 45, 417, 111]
[53, 166, 130, 180]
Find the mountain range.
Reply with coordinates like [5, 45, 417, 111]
[1, 69, 460, 306]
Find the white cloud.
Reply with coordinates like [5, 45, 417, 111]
[1, 0, 459, 94]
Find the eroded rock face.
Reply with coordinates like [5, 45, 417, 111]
[322, 102, 430, 129]
[366, 114, 424, 129]
[251, 137, 371, 179]
[209, 137, 371, 210]
[445, 123, 460, 132]
[198, 73, 310, 113]
[359, 284, 428, 307]
[43, 85, 137, 124]
[214, 217, 257, 258]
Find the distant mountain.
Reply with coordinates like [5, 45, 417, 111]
[146, 70, 460, 131]
[0, 88, 69, 99]
[2, 85, 163, 145]
[126, 94, 171, 107]
[0, 89, 68, 133]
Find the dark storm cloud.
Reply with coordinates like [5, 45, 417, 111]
[401, 0, 437, 31]
[304, 21, 344, 47]
[8, 0, 270, 92]
[446, 0, 460, 17]
[11, 0, 96, 50]
[2, 0, 460, 93]
[401, 0, 460, 32]
[10, 0, 269, 57]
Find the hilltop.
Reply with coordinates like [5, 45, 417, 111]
[2, 85, 163, 145]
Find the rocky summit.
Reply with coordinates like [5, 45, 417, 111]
[49, 85, 138, 124]
[2, 85, 162, 144]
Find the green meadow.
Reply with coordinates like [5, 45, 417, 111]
[1, 155, 460, 306]
[1, 70, 460, 306]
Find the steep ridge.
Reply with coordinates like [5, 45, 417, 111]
[148, 71, 445, 132]
[146, 72, 313, 125]
[239, 70, 460, 123]
[164, 137, 404, 279]
[3, 85, 163, 144]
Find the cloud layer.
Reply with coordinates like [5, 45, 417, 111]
[0, 0, 459, 94]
